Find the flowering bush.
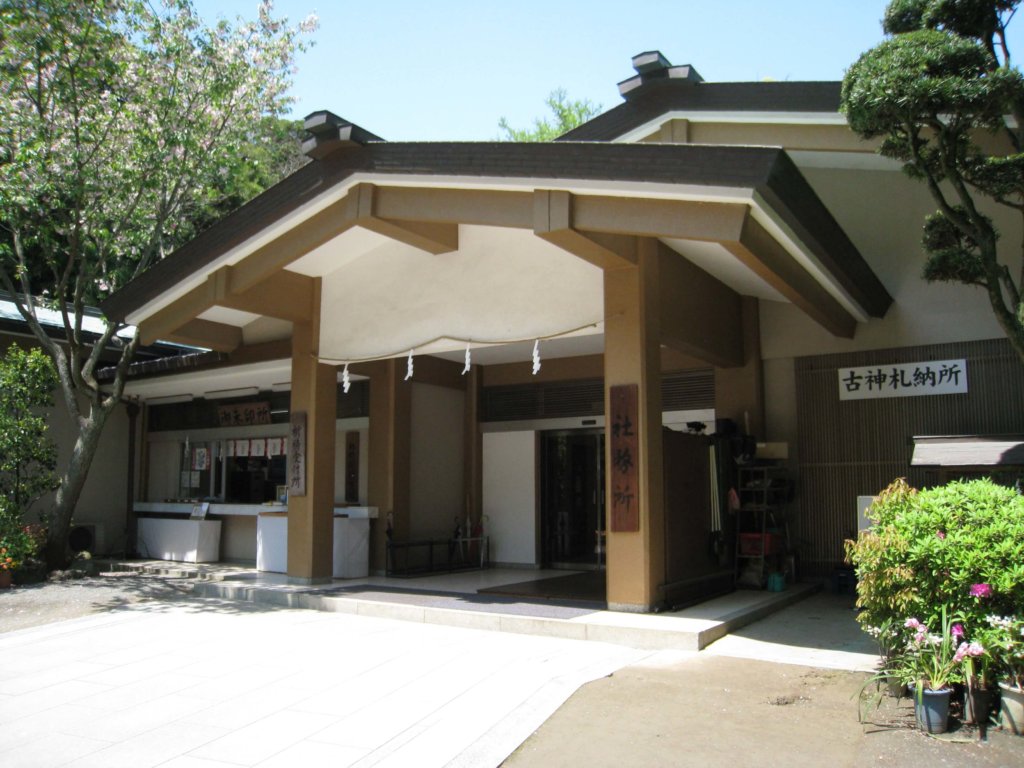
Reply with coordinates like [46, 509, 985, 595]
[0, 523, 45, 573]
[846, 478, 1024, 638]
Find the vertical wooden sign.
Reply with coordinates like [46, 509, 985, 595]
[345, 431, 360, 502]
[609, 383, 640, 532]
[288, 411, 307, 497]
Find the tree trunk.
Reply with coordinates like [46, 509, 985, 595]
[44, 403, 111, 568]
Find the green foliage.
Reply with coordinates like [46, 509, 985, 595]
[0, 346, 58, 522]
[0, 523, 45, 573]
[885, 0, 1019, 39]
[498, 88, 601, 142]
[983, 614, 1024, 687]
[846, 478, 1024, 645]
[920, 208, 992, 284]
[841, 1, 1024, 365]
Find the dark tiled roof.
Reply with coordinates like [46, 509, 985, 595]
[558, 80, 842, 142]
[101, 138, 888, 322]
[96, 349, 229, 383]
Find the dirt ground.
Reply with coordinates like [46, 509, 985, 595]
[503, 653, 1023, 767]
[2, 573, 1023, 767]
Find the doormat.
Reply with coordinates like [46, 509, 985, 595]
[478, 571, 606, 605]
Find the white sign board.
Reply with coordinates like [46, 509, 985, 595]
[838, 359, 967, 400]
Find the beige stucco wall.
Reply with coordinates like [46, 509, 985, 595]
[34, 394, 131, 555]
[761, 165, 1019, 360]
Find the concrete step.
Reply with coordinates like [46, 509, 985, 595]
[193, 578, 820, 652]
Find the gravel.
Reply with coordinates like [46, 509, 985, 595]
[0, 571, 198, 634]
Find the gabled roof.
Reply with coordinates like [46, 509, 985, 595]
[559, 80, 843, 142]
[558, 51, 843, 143]
[101, 140, 889, 325]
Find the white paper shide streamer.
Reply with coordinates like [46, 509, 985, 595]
[532, 339, 541, 375]
[405, 350, 414, 381]
[341, 363, 351, 394]
[462, 344, 471, 375]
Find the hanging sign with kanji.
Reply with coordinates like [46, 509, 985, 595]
[288, 411, 307, 497]
[838, 359, 967, 400]
[610, 383, 640, 532]
[216, 401, 272, 427]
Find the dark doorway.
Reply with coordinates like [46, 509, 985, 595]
[541, 430, 605, 569]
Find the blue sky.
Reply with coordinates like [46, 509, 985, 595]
[195, 1, 1022, 141]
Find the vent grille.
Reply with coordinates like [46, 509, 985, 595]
[483, 379, 604, 422]
[482, 368, 714, 422]
[662, 369, 714, 410]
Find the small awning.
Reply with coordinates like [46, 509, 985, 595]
[911, 435, 1024, 467]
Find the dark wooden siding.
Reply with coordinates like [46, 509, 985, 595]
[481, 369, 714, 422]
[793, 337, 1024, 576]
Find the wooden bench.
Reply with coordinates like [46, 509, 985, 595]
[385, 536, 489, 577]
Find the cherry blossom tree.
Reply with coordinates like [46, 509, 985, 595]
[0, 0, 315, 565]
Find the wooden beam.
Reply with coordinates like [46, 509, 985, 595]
[229, 191, 362, 294]
[533, 190, 637, 270]
[723, 216, 857, 338]
[372, 186, 534, 229]
[163, 318, 242, 352]
[359, 217, 459, 254]
[138, 279, 217, 345]
[217, 268, 314, 324]
[138, 266, 313, 344]
[571, 196, 750, 242]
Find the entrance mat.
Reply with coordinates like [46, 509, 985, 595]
[479, 571, 606, 604]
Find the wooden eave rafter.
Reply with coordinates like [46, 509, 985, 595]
[530, 189, 857, 339]
[137, 181, 858, 348]
[137, 183, 460, 349]
[139, 266, 316, 348]
[163, 319, 242, 353]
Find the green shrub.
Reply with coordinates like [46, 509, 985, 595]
[846, 478, 1024, 643]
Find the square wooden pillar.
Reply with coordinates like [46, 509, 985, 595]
[603, 238, 665, 612]
[366, 358, 411, 571]
[286, 280, 336, 582]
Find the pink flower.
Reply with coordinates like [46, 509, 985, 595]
[904, 618, 923, 630]
[936, 530, 946, 539]
[954, 642, 969, 663]
[970, 583, 994, 598]
[952, 623, 965, 640]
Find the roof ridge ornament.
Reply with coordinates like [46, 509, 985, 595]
[302, 111, 384, 160]
[617, 50, 703, 99]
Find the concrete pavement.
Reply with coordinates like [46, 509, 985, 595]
[0, 599, 648, 767]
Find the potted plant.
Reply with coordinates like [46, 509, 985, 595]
[985, 614, 1024, 735]
[891, 608, 963, 733]
[952, 625, 993, 726]
[865, 617, 906, 697]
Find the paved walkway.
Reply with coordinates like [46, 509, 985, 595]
[0, 570, 880, 767]
[0, 599, 648, 767]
